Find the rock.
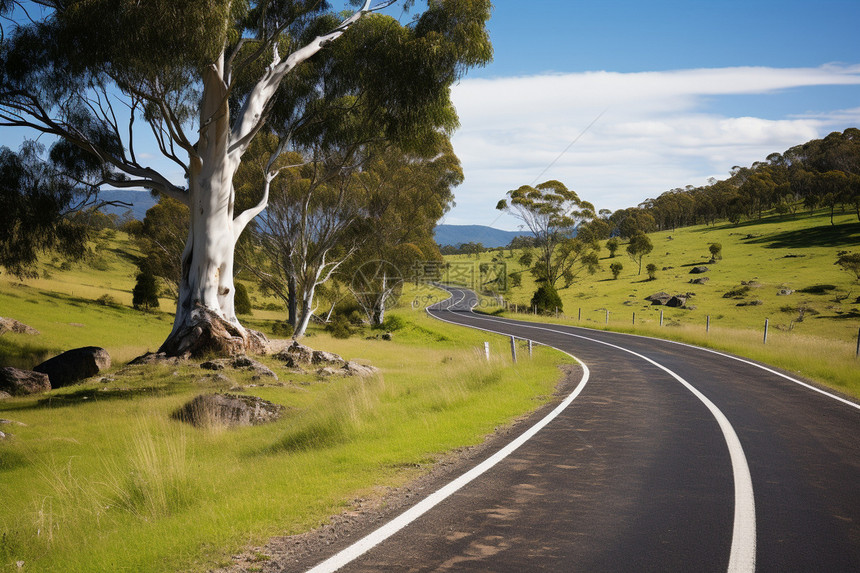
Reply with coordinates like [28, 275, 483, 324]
[645, 292, 672, 305]
[689, 266, 709, 274]
[316, 367, 339, 377]
[34, 346, 110, 388]
[312, 350, 345, 366]
[172, 393, 284, 428]
[777, 289, 794, 296]
[666, 296, 687, 308]
[129, 352, 186, 365]
[274, 341, 314, 367]
[343, 361, 379, 377]
[381, 332, 393, 341]
[737, 300, 764, 307]
[0, 317, 40, 336]
[686, 305, 697, 311]
[689, 277, 710, 285]
[0, 430, 6, 440]
[157, 304, 268, 359]
[2, 372, 44, 397]
[200, 356, 278, 380]
[0, 367, 51, 395]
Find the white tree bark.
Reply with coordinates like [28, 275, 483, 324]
[159, 3, 379, 355]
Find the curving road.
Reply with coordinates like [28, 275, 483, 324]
[305, 286, 860, 572]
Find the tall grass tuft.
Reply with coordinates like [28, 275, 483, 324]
[102, 418, 196, 521]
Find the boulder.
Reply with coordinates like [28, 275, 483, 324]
[129, 352, 186, 365]
[666, 296, 687, 308]
[312, 349, 345, 367]
[645, 292, 672, 305]
[274, 341, 314, 367]
[343, 361, 379, 377]
[201, 355, 278, 380]
[689, 277, 710, 285]
[34, 346, 111, 388]
[689, 266, 709, 274]
[0, 390, 11, 400]
[777, 289, 794, 296]
[0, 367, 51, 396]
[172, 393, 284, 428]
[0, 317, 40, 336]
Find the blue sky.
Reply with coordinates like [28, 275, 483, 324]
[3, 1, 858, 231]
[439, 0, 860, 229]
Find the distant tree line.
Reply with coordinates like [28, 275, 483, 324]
[610, 128, 860, 237]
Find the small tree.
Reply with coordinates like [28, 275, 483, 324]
[234, 283, 252, 316]
[709, 242, 723, 261]
[530, 283, 563, 315]
[627, 233, 653, 275]
[132, 265, 160, 311]
[836, 253, 860, 282]
[606, 237, 620, 258]
[610, 261, 623, 279]
[646, 263, 658, 280]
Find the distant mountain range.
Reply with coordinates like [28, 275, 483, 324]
[433, 224, 530, 248]
[99, 191, 529, 249]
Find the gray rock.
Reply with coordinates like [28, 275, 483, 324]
[0, 390, 11, 400]
[312, 350, 345, 366]
[173, 393, 284, 428]
[34, 346, 111, 388]
[274, 341, 314, 367]
[689, 266, 709, 274]
[689, 277, 710, 285]
[645, 292, 672, 305]
[777, 289, 794, 296]
[343, 361, 379, 377]
[0, 367, 51, 395]
[0, 317, 40, 336]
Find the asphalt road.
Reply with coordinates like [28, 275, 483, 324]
[305, 286, 860, 573]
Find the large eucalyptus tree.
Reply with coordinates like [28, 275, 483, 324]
[0, 0, 491, 356]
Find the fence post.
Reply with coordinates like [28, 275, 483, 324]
[510, 335, 517, 363]
[763, 318, 769, 344]
[484, 341, 490, 361]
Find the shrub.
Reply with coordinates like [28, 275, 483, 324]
[327, 315, 353, 339]
[271, 321, 294, 338]
[606, 237, 619, 258]
[95, 293, 120, 307]
[132, 267, 160, 310]
[709, 242, 723, 260]
[530, 283, 563, 315]
[723, 285, 751, 299]
[380, 314, 407, 332]
[646, 263, 657, 280]
[835, 252, 860, 281]
[609, 261, 623, 279]
[234, 282, 252, 315]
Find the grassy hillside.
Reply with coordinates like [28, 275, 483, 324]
[0, 231, 571, 572]
[446, 209, 860, 397]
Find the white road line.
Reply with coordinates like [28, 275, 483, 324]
[305, 321, 590, 572]
[432, 289, 756, 573]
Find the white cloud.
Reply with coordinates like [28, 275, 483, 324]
[445, 65, 860, 230]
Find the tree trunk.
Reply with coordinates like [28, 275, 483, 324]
[288, 275, 298, 329]
[293, 282, 317, 339]
[157, 63, 267, 358]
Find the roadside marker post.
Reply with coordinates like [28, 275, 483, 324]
[856, 327, 860, 358]
[660, 310, 664, 326]
[510, 336, 517, 363]
[632, 312, 636, 326]
[578, 308, 581, 322]
[707, 315, 710, 333]
[605, 310, 609, 324]
[484, 342, 490, 361]
[528, 339, 533, 358]
[763, 318, 769, 344]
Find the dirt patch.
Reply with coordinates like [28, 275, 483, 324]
[213, 364, 583, 573]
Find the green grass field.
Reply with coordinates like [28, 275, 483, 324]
[446, 209, 860, 398]
[0, 233, 571, 572]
